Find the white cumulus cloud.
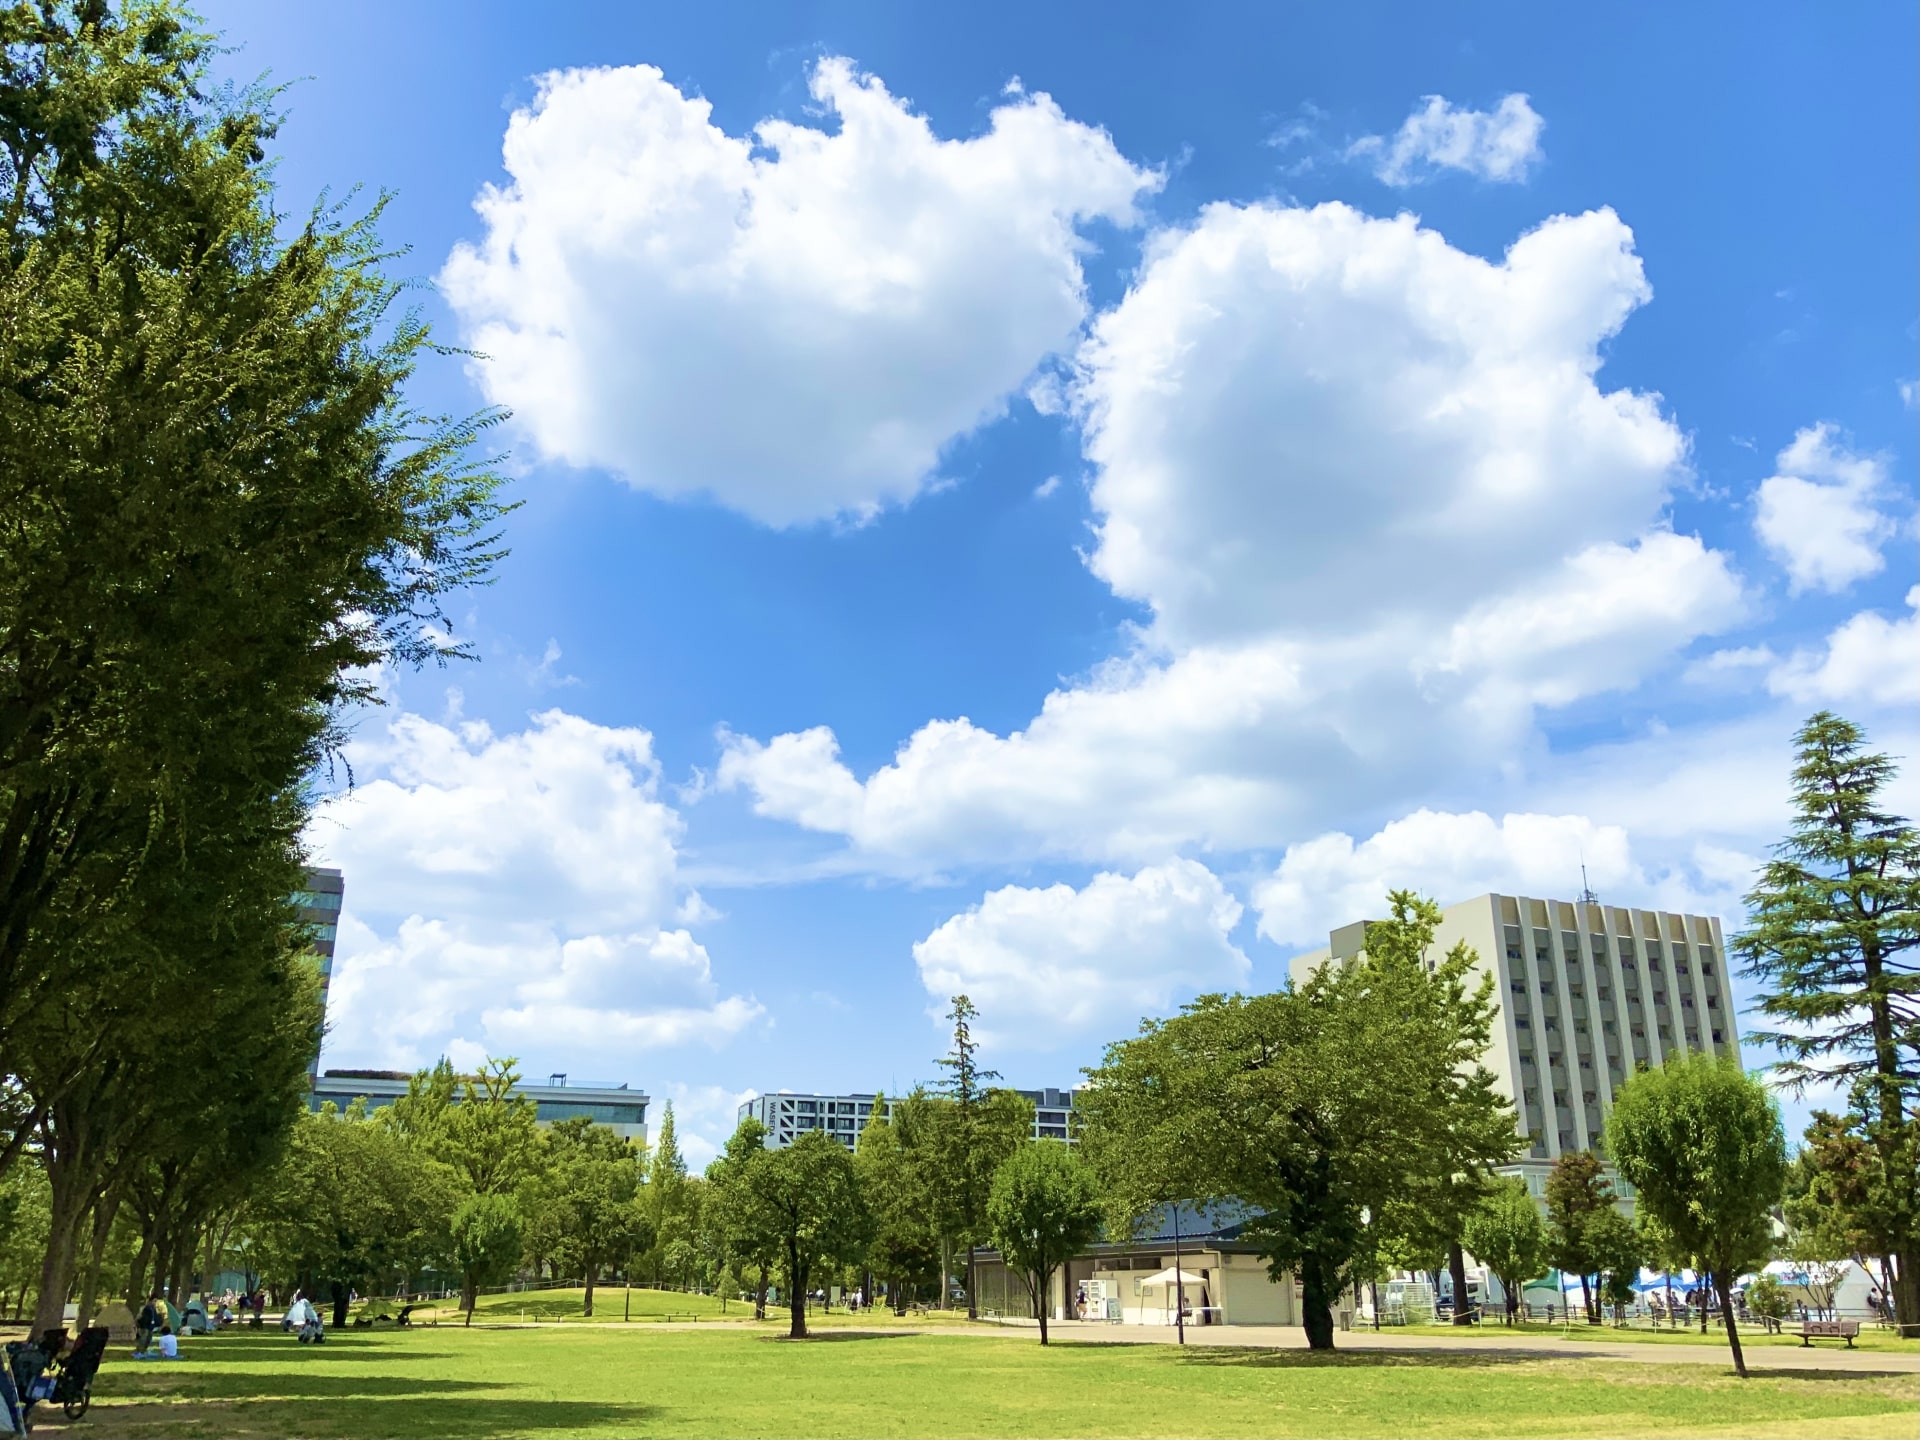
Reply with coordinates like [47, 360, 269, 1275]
[1352, 93, 1545, 186]
[1251, 809, 1637, 949]
[719, 204, 1741, 870]
[912, 860, 1249, 1049]
[1769, 586, 1920, 708]
[1753, 425, 1898, 594]
[312, 709, 762, 1075]
[441, 57, 1158, 525]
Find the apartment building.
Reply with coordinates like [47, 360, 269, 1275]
[1290, 892, 1740, 1195]
[738, 1087, 1077, 1149]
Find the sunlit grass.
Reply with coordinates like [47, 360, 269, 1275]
[65, 1323, 1919, 1439]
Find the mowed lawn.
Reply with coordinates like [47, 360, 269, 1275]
[46, 1324, 1920, 1440]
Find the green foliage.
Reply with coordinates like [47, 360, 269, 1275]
[451, 1193, 522, 1323]
[706, 1118, 782, 1317]
[1734, 711, 1918, 1327]
[1745, 1272, 1790, 1329]
[741, 1129, 872, 1338]
[0, 0, 507, 1124]
[1080, 889, 1517, 1350]
[929, 996, 1034, 1314]
[854, 1092, 940, 1309]
[1606, 1053, 1787, 1375]
[986, 1141, 1103, 1344]
[248, 1104, 462, 1312]
[1462, 1178, 1547, 1324]
[645, 1101, 689, 1282]
[446, 1058, 542, 1197]
[520, 1118, 649, 1318]
[1543, 1151, 1615, 1323]
[1585, 1208, 1644, 1318]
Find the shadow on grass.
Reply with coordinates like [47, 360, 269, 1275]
[103, 1372, 507, 1401]
[1743, 1366, 1920, 1382]
[34, 1396, 658, 1439]
[1169, 1345, 1564, 1370]
[757, 1330, 919, 1343]
[119, 1334, 458, 1361]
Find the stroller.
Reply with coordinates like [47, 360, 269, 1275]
[5, 1325, 109, 1425]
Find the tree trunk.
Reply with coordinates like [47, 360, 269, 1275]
[462, 1272, 477, 1325]
[787, 1242, 808, 1339]
[1892, 1249, 1919, 1335]
[124, 1229, 155, 1310]
[1036, 1267, 1050, 1345]
[583, 1265, 597, 1318]
[32, 1165, 94, 1336]
[966, 1242, 977, 1321]
[1300, 1256, 1336, 1351]
[75, 1194, 117, 1331]
[1699, 1270, 1711, 1334]
[1449, 1242, 1472, 1325]
[754, 1262, 768, 1322]
[1578, 1272, 1594, 1324]
[938, 1236, 952, 1311]
[1714, 1271, 1747, 1378]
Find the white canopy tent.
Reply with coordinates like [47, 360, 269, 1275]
[1138, 1268, 1208, 1326]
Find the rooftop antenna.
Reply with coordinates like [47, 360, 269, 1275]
[1578, 860, 1600, 908]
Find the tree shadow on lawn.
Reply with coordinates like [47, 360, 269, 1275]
[125, 1337, 457, 1363]
[756, 1331, 919, 1343]
[105, 1371, 507, 1401]
[1742, 1366, 1920, 1382]
[1168, 1346, 1564, 1370]
[34, 1396, 659, 1439]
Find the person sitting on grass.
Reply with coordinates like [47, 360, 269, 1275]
[133, 1327, 178, 1362]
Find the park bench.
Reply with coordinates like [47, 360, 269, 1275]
[1797, 1319, 1859, 1348]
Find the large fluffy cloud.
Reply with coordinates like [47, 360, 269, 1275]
[719, 204, 1742, 868]
[1252, 810, 1638, 948]
[912, 860, 1248, 1048]
[312, 709, 762, 1073]
[441, 58, 1158, 524]
[1769, 586, 1920, 707]
[1351, 94, 1545, 186]
[1753, 425, 1898, 594]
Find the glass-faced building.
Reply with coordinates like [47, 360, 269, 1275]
[296, 867, 345, 1080]
[310, 1070, 650, 1144]
[738, 1087, 1077, 1149]
[1289, 892, 1739, 1197]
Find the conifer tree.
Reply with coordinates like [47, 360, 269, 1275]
[1735, 712, 1919, 1328]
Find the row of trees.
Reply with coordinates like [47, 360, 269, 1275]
[0, 1, 505, 1336]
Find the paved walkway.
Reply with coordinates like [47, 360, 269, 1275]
[989, 1319, 1919, 1374]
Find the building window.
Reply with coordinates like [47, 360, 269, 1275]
[1515, 1017, 1531, 1029]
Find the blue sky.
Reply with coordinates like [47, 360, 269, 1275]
[203, 1, 1917, 1160]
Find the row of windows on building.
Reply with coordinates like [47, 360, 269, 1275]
[1502, 923, 1729, 1159]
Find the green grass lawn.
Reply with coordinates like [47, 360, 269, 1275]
[457, 1286, 974, 1328]
[47, 1324, 1918, 1439]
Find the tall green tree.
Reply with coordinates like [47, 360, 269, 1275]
[1358, 895, 1520, 1322]
[706, 1118, 782, 1320]
[1462, 1177, 1547, 1325]
[1544, 1151, 1615, 1324]
[1735, 712, 1919, 1327]
[855, 1092, 940, 1313]
[521, 1118, 649, 1318]
[742, 1129, 871, 1338]
[0, 0, 507, 1153]
[1081, 890, 1515, 1350]
[445, 1058, 542, 1198]
[1786, 1106, 1906, 1310]
[1606, 1053, 1787, 1377]
[986, 1142, 1103, 1345]
[933, 995, 998, 1317]
[645, 1101, 688, 1283]
[451, 1193, 522, 1325]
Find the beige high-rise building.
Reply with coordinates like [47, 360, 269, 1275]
[1289, 892, 1740, 1196]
